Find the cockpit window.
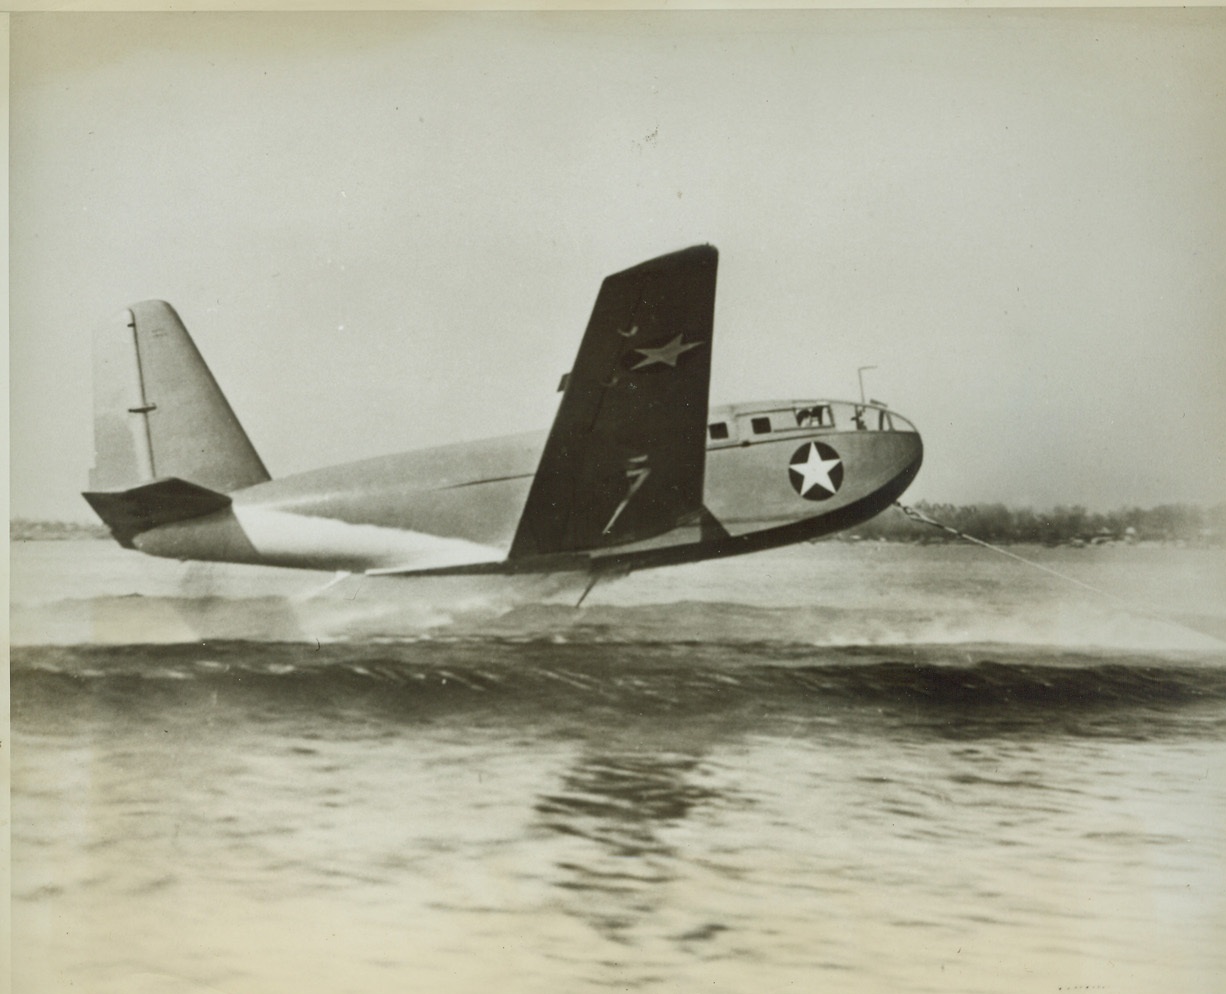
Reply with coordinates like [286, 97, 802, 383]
[751, 416, 772, 435]
[708, 422, 729, 440]
[795, 404, 832, 427]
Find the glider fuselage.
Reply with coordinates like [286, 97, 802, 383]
[132, 398, 921, 576]
[84, 246, 923, 578]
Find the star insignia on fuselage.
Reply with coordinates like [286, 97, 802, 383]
[630, 334, 704, 370]
[788, 441, 844, 501]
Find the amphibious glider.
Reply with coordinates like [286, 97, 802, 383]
[84, 246, 922, 579]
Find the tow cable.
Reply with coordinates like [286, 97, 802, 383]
[892, 501, 1219, 643]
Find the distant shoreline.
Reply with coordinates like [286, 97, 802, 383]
[12, 501, 1223, 548]
[841, 501, 1224, 548]
[10, 519, 110, 542]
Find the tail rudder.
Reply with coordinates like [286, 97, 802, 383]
[88, 300, 269, 493]
[85, 301, 269, 541]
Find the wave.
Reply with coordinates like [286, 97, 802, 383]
[15, 636, 1226, 746]
[13, 637, 1226, 702]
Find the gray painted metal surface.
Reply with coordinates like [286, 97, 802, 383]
[84, 247, 923, 578]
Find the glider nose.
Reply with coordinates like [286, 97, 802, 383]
[866, 420, 923, 501]
[895, 428, 923, 492]
[896, 425, 923, 476]
[832, 409, 923, 508]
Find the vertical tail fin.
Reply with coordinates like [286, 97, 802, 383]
[88, 300, 270, 493]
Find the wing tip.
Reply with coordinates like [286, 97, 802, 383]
[608, 243, 718, 282]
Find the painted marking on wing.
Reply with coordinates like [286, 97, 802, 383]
[602, 455, 651, 534]
[631, 335, 703, 370]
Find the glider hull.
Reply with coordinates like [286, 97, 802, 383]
[86, 246, 924, 577]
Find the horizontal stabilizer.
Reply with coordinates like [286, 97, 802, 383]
[83, 477, 232, 547]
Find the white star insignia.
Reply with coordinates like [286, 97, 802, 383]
[631, 334, 703, 370]
[790, 443, 843, 498]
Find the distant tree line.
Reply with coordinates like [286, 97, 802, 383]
[843, 502, 1225, 546]
[10, 518, 109, 541]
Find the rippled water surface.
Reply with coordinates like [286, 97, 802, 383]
[11, 540, 1226, 993]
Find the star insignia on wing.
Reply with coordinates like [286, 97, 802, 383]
[631, 334, 704, 370]
[788, 442, 844, 501]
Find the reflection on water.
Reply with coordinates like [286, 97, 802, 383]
[536, 750, 728, 943]
[12, 646, 1226, 994]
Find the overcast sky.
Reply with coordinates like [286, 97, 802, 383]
[10, 10, 1225, 522]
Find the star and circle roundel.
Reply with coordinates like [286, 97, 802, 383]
[788, 441, 844, 501]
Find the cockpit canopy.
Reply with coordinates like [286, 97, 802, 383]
[706, 400, 917, 446]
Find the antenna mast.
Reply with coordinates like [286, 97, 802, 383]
[857, 366, 877, 405]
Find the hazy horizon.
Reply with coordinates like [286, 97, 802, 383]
[11, 10, 1225, 523]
